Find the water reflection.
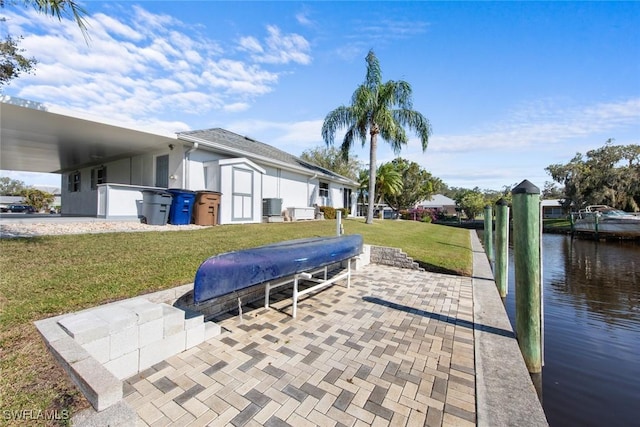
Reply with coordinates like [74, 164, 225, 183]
[557, 238, 640, 329]
[495, 232, 640, 427]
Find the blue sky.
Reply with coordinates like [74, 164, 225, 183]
[1, 1, 639, 192]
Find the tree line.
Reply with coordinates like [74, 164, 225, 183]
[0, 177, 55, 211]
[546, 139, 640, 212]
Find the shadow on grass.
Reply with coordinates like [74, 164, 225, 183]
[415, 260, 466, 277]
[363, 296, 514, 338]
[0, 235, 51, 243]
[434, 240, 472, 251]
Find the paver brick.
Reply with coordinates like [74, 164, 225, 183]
[123, 264, 476, 426]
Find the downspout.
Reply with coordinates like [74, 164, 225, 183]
[184, 142, 199, 189]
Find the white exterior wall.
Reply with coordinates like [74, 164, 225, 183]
[262, 167, 282, 200]
[330, 186, 343, 209]
[279, 169, 309, 209]
[60, 149, 174, 217]
[184, 149, 226, 191]
[59, 141, 357, 221]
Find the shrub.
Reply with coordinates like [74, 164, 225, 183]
[318, 207, 348, 220]
[319, 206, 336, 219]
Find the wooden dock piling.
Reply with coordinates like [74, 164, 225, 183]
[495, 198, 509, 298]
[483, 205, 494, 268]
[512, 180, 543, 373]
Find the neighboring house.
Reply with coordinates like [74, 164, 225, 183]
[541, 199, 565, 219]
[0, 101, 357, 224]
[414, 194, 457, 215]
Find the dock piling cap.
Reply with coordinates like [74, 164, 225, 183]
[512, 179, 540, 195]
[496, 198, 508, 206]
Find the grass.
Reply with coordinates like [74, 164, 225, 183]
[543, 218, 572, 232]
[0, 218, 472, 423]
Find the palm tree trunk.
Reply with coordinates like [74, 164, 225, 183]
[367, 134, 378, 224]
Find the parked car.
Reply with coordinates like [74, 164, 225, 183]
[8, 204, 36, 213]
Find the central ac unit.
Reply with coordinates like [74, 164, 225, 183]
[262, 198, 282, 216]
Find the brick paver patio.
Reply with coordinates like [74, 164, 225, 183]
[124, 264, 476, 426]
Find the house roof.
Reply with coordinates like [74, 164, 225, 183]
[416, 194, 456, 208]
[541, 199, 564, 207]
[178, 128, 357, 186]
[1, 100, 357, 187]
[0, 101, 176, 173]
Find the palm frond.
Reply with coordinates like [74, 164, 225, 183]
[365, 50, 382, 89]
[393, 109, 432, 150]
[322, 106, 352, 145]
[30, 0, 89, 39]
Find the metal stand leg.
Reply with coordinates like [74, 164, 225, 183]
[292, 275, 299, 318]
[265, 283, 271, 308]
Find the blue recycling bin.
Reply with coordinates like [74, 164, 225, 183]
[167, 189, 196, 225]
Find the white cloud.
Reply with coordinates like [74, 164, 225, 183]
[238, 25, 311, 65]
[91, 13, 144, 41]
[296, 12, 313, 27]
[238, 36, 264, 54]
[2, 5, 311, 130]
[224, 102, 251, 113]
[430, 98, 640, 154]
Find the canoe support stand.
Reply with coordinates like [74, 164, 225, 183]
[264, 258, 354, 318]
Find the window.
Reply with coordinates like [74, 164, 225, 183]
[68, 171, 81, 192]
[91, 166, 107, 189]
[155, 155, 169, 188]
[319, 182, 329, 198]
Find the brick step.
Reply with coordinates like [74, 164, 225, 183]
[370, 245, 425, 271]
[36, 297, 221, 412]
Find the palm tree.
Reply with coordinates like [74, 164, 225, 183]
[356, 169, 369, 216]
[322, 49, 431, 224]
[374, 162, 403, 205]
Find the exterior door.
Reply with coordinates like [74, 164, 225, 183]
[343, 188, 352, 211]
[155, 155, 169, 188]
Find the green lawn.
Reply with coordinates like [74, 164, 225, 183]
[543, 218, 572, 232]
[0, 219, 472, 422]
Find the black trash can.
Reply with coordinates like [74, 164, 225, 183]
[142, 190, 172, 225]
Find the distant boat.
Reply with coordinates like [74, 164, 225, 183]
[572, 205, 640, 238]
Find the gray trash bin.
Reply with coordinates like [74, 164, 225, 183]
[142, 190, 172, 225]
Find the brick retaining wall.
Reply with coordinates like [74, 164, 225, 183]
[369, 245, 425, 271]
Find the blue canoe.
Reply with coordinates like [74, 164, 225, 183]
[193, 234, 363, 304]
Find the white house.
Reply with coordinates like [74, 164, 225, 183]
[0, 101, 358, 224]
[541, 199, 565, 219]
[414, 194, 457, 215]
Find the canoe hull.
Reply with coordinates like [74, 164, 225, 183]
[193, 234, 363, 304]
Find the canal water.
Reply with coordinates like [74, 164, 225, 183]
[496, 233, 640, 426]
